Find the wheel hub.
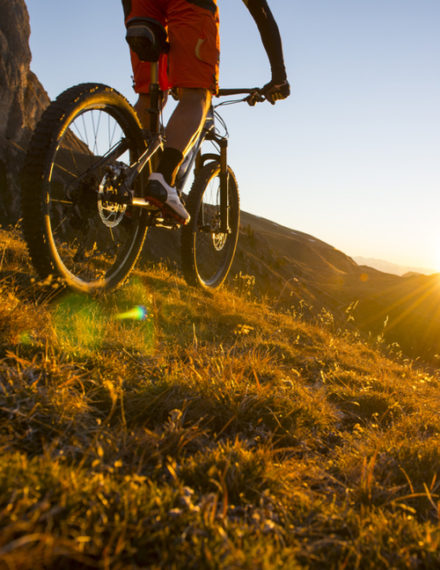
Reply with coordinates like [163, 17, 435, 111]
[212, 231, 227, 251]
[98, 164, 128, 228]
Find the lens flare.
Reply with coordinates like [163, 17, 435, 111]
[50, 280, 155, 355]
[115, 305, 148, 321]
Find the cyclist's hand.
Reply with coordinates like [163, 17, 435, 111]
[263, 79, 290, 104]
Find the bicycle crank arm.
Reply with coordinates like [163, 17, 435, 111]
[98, 191, 167, 213]
[99, 193, 162, 209]
[131, 196, 157, 208]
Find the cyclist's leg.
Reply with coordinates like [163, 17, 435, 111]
[146, 86, 211, 224]
[164, 88, 212, 169]
[167, 0, 219, 94]
[124, 0, 170, 128]
[134, 91, 168, 132]
[126, 0, 220, 222]
[155, 0, 220, 185]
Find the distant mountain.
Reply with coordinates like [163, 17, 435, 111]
[235, 214, 440, 365]
[354, 256, 436, 277]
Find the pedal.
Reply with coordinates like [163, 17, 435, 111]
[154, 219, 181, 230]
[145, 196, 189, 226]
[146, 211, 181, 230]
[132, 197, 154, 208]
[131, 195, 189, 227]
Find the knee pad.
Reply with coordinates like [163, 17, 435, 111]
[125, 18, 169, 62]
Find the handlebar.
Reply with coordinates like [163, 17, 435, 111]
[216, 88, 265, 106]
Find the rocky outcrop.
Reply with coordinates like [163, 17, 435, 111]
[0, 0, 50, 224]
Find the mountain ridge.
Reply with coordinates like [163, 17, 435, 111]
[354, 255, 437, 277]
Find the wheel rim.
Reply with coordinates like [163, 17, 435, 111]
[44, 103, 143, 289]
[193, 171, 238, 287]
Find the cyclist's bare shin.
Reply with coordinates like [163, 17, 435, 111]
[139, 88, 211, 187]
[165, 88, 212, 156]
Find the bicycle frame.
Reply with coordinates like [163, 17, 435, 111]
[110, 56, 261, 234]
[114, 59, 232, 232]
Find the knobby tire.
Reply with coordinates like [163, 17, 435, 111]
[181, 161, 240, 289]
[21, 83, 148, 293]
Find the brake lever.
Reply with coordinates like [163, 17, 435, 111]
[246, 90, 265, 106]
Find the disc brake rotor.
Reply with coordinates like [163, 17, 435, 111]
[97, 164, 128, 228]
[212, 231, 227, 251]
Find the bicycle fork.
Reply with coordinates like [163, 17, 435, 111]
[219, 138, 231, 234]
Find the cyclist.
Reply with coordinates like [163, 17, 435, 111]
[123, 0, 290, 224]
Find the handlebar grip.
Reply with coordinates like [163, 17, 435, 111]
[218, 88, 258, 96]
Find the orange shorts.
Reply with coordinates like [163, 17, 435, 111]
[124, 0, 220, 94]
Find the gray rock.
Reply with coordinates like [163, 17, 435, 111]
[0, 0, 50, 224]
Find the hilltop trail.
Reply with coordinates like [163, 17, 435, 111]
[0, 229, 439, 568]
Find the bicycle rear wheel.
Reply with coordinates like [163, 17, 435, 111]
[21, 83, 148, 293]
[181, 161, 240, 289]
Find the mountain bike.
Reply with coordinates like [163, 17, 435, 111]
[21, 19, 265, 294]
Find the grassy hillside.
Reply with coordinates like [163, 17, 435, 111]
[0, 228, 440, 569]
[142, 210, 440, 365]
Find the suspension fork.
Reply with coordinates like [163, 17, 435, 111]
[219, 138, 230, 233]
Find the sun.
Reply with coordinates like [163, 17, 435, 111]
[434, 248, 440, 273]
[429, 248, 440, 274]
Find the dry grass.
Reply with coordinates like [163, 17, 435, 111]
[0, 228, 439, 568]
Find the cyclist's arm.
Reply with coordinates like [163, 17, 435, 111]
[241, 0, 287, 84]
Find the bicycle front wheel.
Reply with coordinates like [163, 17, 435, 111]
[21, 83, 148, 293]
[181, 161, 240, 289]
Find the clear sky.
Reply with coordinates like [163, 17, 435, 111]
[26, 0, 440, 271]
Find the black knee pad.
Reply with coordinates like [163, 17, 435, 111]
[125, 18, 169, 62]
